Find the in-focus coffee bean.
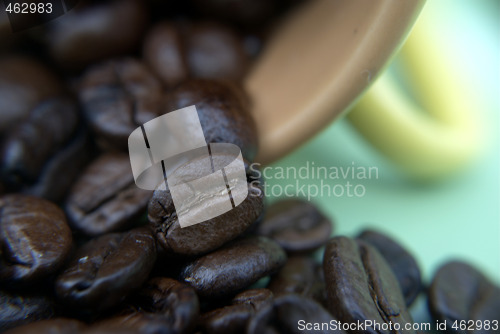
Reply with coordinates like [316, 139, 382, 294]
[0, 195, 72, 283]
[357, 229, 422, 306]
[180, 236, 286, 297]
[55, 227, 156, 312]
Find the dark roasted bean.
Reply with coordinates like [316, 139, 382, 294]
[357, 229, 422, 306]
[166, 79, 257, 161]
[78, 58, 163, 151]
[232, 288, 274, 309]
[428, 261, 500, 334]
[46, 0, 147, 69]
[267, 256, 326, 305]
[185, 22, 248, 81]
[323, 237, 416, 334]
[148, 163, 264, 256]
[258, 199, 332, 254]
[0, 290, 55, 332]
[90, 312, 171, 334]
[180, 236, 286, 297]
[0, 98, 79, 194]
[55, 227, 156, 311]
[0, 57, 61, 134]
[0, 195, 72, 283]
[133, 277, 199, 334]
[3, 318, 86, 334]
[247, 294, 344, 334]
[65, 154, 151, 236]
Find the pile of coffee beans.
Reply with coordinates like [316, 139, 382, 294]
[1, 1, 498, 333]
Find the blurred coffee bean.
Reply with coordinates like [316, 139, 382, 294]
[247, 294, 344, 334]
[201, 288, 273, 334]
[65, 153, 151, 236]
[166, 79, 257, 161]
[180, 236, 286, 297]
[46, 0, 147, 69]
[0, 195, 72, 283]
[78, 58, 163, 151]
[0, 56, 61, 134]
[0, 98, 79, 191]
[133, 277, 199, 334]
[148, 164, 264, 256]
[323, 237, 416, 334]
[185, 22, 249, 81]
[90, 312, 172, 334]
[258, 199, 332, 254]
[142, 22, 188, 88]
[429, 261, 500, 334]
[357, 229, 422, 306]
[0, 290, 55, 332]
[3, 318, 86, 334]
[55, 227, 156, 311]
[143, 22, 248, 87]
[267, 256, 325, 305]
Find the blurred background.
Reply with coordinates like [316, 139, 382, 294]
[266, 0, 500, 286]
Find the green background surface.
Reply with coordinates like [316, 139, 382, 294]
[264, 0, 499, 294]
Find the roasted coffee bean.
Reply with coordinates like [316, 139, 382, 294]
[46, 0, 147, 69]
[180, 236, 286, 297]
[0, 195, 72, 283]
[148, 166, 264, 256]
[257, 199, 332, 254]
[232, 288, 274, 309]
[78, 58, 163, 151]
[247, 294, 344, 334]
[143, 22, 248, 87]
[55, 227, 156, 311]
[185, 22, 248, 81]
[323, 236, 416, 334]
[91, 312, 173, 334]
[0, 290, 55, 332]
[143, 22, 188, 88]
[3, 318, 86, 334]
[166, 79, 257, 161]
[428, 261, 500, 334]
[133, 277, 199, 334]
[65, 154, 151, 236]
[1, 98, 79, 192]
[357, 229, 421, 306]
[267, 256, 326, 305]
[0, 56, 61, 134]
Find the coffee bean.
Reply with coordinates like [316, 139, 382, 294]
[258, 199, 332, 254]
[166, 79, 257, 161]
[142, 22, 188, 88]
[247, 294, 344, 334]
[0, 98, 80, 194]
[267, 256, 326, 305]
[180, 236, 286, 297]
[323, 236, 416, 334]
[428, 261, 500, 334]
[78, 58, 163, 151]
[0, 56, 61, 134]
[2, 318, 86, 334]
[55, 227, 156, 311]
[65, 153, 151, 236]
[200, 289, 273, 334]
[357, 229, 421, 306]
[90, 312, 172, 334]
[148, 163, 264, 256]
[46, 0, 147, 69]
[0, 195, 72, 283]
[186, 22, 248, 81]
[0, 290, 55, 332]
[133, 277, 199, 334]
